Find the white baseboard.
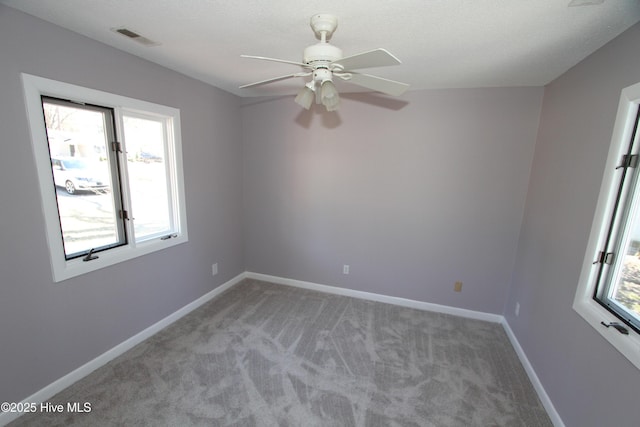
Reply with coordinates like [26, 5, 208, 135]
[501, 320, 565, 427]
[245, 272, 503, 323]
[0, 272, 247, 427]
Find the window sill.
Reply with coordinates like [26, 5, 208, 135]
[48, 234, 188, 282]
[573, 294, 640, 369]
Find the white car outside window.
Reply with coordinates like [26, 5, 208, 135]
[51, 157, 110, 194]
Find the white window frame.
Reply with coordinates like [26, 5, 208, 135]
[22, 73, 188, 282]
[574, 81, 640, 370]
[119, 109, 181, 242]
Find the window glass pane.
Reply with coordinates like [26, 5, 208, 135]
[123, 114, 172, 240]
[608, 184, 640, 323]
[42, 98, 125, 259]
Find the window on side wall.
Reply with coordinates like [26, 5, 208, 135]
[591, 105, 640, 333]
[574, 82, 640, 370]
[22, 74, 188, 282]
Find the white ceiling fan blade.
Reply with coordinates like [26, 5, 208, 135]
[332, 48, 401, 70]
[239, 72, 310, 89]
[341, 72, 409, 96]
[241, 55, 310, 68]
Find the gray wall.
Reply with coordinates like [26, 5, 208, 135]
[506, 24, 640, 427]
[0, 6, 244, 403]
[242, 88, 543, 314]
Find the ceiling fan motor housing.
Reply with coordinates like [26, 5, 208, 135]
[303, 43, 343, 68]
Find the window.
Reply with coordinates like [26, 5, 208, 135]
[575, 82, 640, 370]
[592, 106, 640, 333]
[42, 97, 127, 260]
[22, 74, 188, 282]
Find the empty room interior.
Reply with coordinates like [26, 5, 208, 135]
[2, 1, 640, 426]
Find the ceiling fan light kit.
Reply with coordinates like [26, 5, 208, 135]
[294, 83, 315, 110]
[240, 13, 409, 112]
[321, 80, 340, 111]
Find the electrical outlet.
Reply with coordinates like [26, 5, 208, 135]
[212, 263, 218, 276]
[343, 265, 350, 275]
[515, 302, 520, 317]
[454, 281, 463, 292]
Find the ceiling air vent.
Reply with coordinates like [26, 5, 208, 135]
[111, 27, 160, 47]
[568, 0, 604, 6]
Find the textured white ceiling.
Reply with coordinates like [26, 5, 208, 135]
[3, 0, 640, 98]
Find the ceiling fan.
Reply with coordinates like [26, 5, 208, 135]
[239, 13, 410, 112]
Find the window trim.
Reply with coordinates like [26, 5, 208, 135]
[574, 81, 640, 370]
[22, 73, 188, 282]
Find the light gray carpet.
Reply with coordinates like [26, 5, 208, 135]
[9, 279, 553, 426]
